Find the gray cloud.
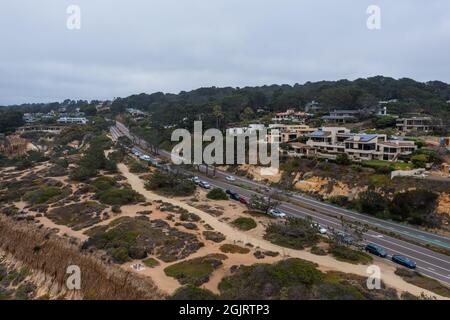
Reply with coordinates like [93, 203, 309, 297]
[1, 0, 450, 105]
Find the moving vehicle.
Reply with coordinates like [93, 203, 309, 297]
[365, 244, 387, 258]
[269, 209, 287, 218]
[225, 175, 236, 182]
[199, 181, 211, 189]
[226, 189, 240, 201]
[391, 255, 416, 269]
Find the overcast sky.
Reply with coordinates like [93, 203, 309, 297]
[1, 0, 450, 105]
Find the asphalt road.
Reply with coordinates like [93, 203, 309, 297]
[111, 123, 450, 286]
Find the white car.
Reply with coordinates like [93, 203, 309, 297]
[199, 181, 211, 189]
[312, 223, 328, 234]
[225, 175, 236, 182]
[191, 176, 201, 184]
[269, 209, 287, 218]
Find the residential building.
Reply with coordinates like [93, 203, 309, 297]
[57, 117, 88, 125]
[272, 109, 308, 123]
[267, 124, 316, 143]
[289, 127, 417, 161]
[16, 125, 63, 135]
[287, 142, 316, 158]
[396, 116, 433, 132]
[226, 124, 265, 136]
[304, 101, 322, 113]
[321, 110, 362, 123]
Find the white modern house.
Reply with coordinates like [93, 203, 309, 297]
[289, 127, 417, 161]
[57, 117, 88, 125]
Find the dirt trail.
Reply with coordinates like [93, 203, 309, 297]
[117, 163, 448, 299]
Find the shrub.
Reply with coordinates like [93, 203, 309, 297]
[357, 190, 388, 216]
[203, 231, 226, 243]
[23, 186, 66, 205]
[388, 189, 439, 226]
[169, 285, 218, 300]
[97, 188, 143, 206]
[111, 205, 122, 213]
[142, 257, 160, 268]
[232, 217, 257, 231]
[207, 188, 228, 200]
[164, 254, 227, 286]
[264, 217, 319, 250]
[129, 160, 148, 173]
[336, 154, 351, 165]
[219, 258, 325, 299]
[310, 246, 327, 256]
[90, 176, 116, 191]
[219, 244, 250, 254]
[394, 268, 450, 298]
[328, 195, 349, 207]
[328, 245, 373, 264]
[145, 170, 196, 197]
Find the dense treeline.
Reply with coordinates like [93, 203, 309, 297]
[2, 76, 450, 131]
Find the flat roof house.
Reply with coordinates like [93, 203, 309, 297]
[272, 109, 308, 123]
[321, 110, 361, 123]
[396, 116, 433, 132]
[297, 127, 417, 161]
[57, 117, 88, 125]
[267, 124, 316, 143]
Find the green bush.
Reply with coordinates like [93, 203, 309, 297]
[23, 186, 66, 205]
[219, 244, 250, 254]
[145, 170, 196, 196]
[219, 258, 326, 299]
[90, 176, 116, 191]
[388, 189, 439, 226]
[129, 160, 148, 173]
[169, 285, 218, 300]
[357, 190, 388, 216]
[97, 188, 143, 206]
[164, 254, 227, 286]
[264, 217, 319, 250]
[142, 257, 160, 268]
[328, 245, 373, 264]
[232, 217, 257, 231]
[207, 188, 228, 200]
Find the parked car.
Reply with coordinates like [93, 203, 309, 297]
[191, 176, 201, 184]
[140, 155, 151, 161]
[365, 244, 387, 258]
[239, 197, 249, 205]
[198, 181, 211, 189]
[225, 175, 236, 182]
[269, 209, 287, 218]
[391, 255, 416, 269]
[336, 232, 354, 245]
[312, 223, 328, 235]
[226, 189, 240, 201]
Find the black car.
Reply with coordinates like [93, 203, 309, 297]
[365, 244, 387, 258]
[225, 189, 240, 201]
[392, 255, 416, 269]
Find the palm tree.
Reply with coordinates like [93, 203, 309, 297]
[212, 105, 224, 129]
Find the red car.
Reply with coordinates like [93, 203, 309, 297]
[239, 197, 249, 205]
